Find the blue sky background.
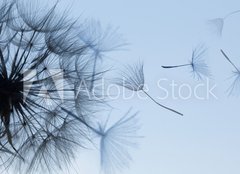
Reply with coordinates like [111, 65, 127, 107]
[55, 0, 240, 174]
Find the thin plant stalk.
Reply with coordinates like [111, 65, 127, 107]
[162, 63, 191, 69]
[220, 49, 240, 72]
[142, 90, 183, 116]
[224, 10, 240, 20]
[90, 52, 99, 91]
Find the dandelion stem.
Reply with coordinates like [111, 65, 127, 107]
[220, 49, 240, 72]
[0, 49, 7, 77]
[10, 31, 24, 79]
[162, 64, 190, 69]
[90, 52, 99, 91]
[224, 10, 240, 20]
[142, 90, 183, 116]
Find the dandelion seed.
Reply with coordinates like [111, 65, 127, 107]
[80, 19, 126, 91]
[96, 109, 141, 174]
[116, 61, 183, 116]
[207, 9, 240, 37]
[220, 49, 240, 96]
[207, 18, 224, 37]
[162, 45, 210, 80]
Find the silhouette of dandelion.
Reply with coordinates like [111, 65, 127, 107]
[0, 1, 140, 174]
[220, 49, 240, 96]
[0, 0, 186, 174]
[116, 61, 183, 116]
[162, 45, 210, 80]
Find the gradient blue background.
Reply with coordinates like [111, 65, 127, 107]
[56, 0, 240, 174]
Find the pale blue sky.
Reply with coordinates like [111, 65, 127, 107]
[56, 0, 240, 174]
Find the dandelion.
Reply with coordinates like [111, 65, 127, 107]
[162, 45, 210, 80]
[116, 61, 183, 116]
[220, 49, 240, 96]
[0, 0, 130, 174]
[207, 9, 240, 37]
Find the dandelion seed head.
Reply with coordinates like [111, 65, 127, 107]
[0, 1, 115, 174]
[0, 1, 142, 174]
